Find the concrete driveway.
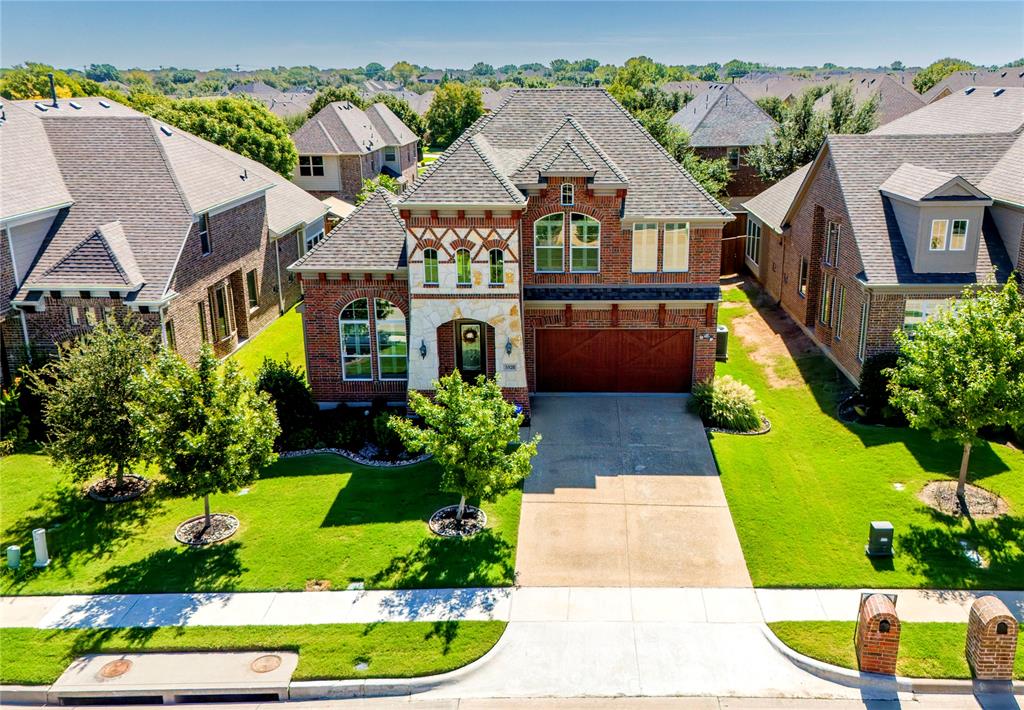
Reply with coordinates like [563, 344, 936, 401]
[516, 395, 751, 588]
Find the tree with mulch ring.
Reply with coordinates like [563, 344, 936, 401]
[389, 371, 539, 537]
[26, 318, 158, 503]
[918, 480, 1008, 519]
[140, 345, 279, 545]
[889, 281, 1024, 516]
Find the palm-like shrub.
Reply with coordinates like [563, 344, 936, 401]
[691, 375, 763, 432]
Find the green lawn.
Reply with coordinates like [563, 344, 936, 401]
[229, 305, 305, 375]
[1, 453, 521, 594]
[770, 621, 1024, 679]
[0, 622, 505, 685]
[715, 288, 1024, 589]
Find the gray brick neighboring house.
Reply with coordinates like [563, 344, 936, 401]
[0, 97, 326, 380]
[290, 101, 419, 202]
[741, 87, 1024, 383]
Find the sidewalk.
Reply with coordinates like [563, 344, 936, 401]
[2, 586, 1021, 629]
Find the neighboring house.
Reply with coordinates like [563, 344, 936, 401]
[734, 75, 821, 104]
[922, 67, 1024, 103]
[289, 88, 732, 414]
[290, 101, 419, 202]
[669, 84, 778, 273]
[813, 74, 925, 127]
[228, 80, 282, 97]
[0, 97, 326, 380]
[225, 81, 315, 119]
[661, 81, 715, 99]
[872, 86, 1024, 136]
[741, 87, 1023, 383]
[362, 79, 402, 93]
[417, 70, 446, 85]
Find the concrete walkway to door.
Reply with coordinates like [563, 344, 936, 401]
[515, 395, 752, 588]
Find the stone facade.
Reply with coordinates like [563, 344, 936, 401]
[966, 595, 1019, 680]
[855, 593, 901, 675]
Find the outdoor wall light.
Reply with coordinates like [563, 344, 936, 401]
[419, 340, 428, 359]
[505, 337, 513, 355]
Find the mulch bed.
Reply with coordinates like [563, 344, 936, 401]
[428, 505, 487, 538]
[280, 446, 431, 467]
[87, 475, 150, 503]
[174, 513, 240, 546]
[918, 480, 1009, 519]
[706, 416, 772, 436]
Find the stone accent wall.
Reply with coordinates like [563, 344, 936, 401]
[298, 274, 409, 404]
[966, 595, 1018, 680]
[695, 146, 773, 199]
[855, 594, 900, 675]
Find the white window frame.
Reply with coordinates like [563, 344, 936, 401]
[488, 249, 505, 285]
[534, 213, 565, 273]
[663, 222, 690, 272]
[929, 219, 949, 251]
[857, 300, 869, 361]
[339, 298, 372, 381]
[423, 248, 439, 285]
[819, 274, 832, 325]
[246, 269, 259, 310]
[569, 213, 600, 273]
[903, 298, 949, 333]
[826, 222, 841, 266]
[198, 212, 212, 256]
[834, 285, 845, 338]
[631, 222, 658, 273]
[950, 219, 968, 251]
[305, 229, 325, 253]
[299, 155, 324, 177]
[69, 306, 80, 326]
[211, 282, 234, 341]
[374, 298, 408, 381]
[85, 307, 98, 327]
[455, 248, 472, 285]
[745, 219, 761, 266]
[560, 183, 574, 206]
[384, 146, 397, 162]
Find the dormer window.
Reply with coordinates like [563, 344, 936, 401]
[929, 219, 948, 250]
[560, 183, 574, 206]
[950, 219, 968, 251]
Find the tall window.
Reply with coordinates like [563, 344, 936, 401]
[165, 320, 177, 351]
[950, 219, 968, 251]
[299, 155, 324, 177]
[198, 302, 209, 342]
[819, 274, 832, 325]
[423, 248, 439, 285]
[857, 301, 869, 361]
[903, 298, 949, 333]
[384, 146, 397, 162]
[375, 299, 407, 380]
[198, 213, 211, 256]
[340, 298, 372, 380]
[632, 223, 658, 272]
[929, 219, 949, 251]
[727, 148, 741, 170]
[69, 306, 80, 326]
[798, 257, 809, 297]
[455, 249, 472, 285]
[246, 269, 258, 309]
[85, 307, 98, 327]
[825, 222, 841, 266]
[663, 223, 690, 272]
[211, 283, 234, 340]
[534, 213, 564, 272]
[560, 183, 574, 206]
[489, 249, 504, 285]
[834, 286, 846, 338]
[570, 213, 600, 272]
[745, 220, 761, 265]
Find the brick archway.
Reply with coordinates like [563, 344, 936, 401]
[436, 320, 495, 381]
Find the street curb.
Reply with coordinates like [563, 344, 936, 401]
[761, 623, 1024, 697]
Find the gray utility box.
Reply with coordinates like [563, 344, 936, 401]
[716, 324, 729, 362]
[865, 521, 894, 557]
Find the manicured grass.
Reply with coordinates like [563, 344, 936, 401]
[229, 305, 305, 375]
[0, 622, 505, 685]
[715, 289, 1024, 589]
[769, 621, 1024, 679]
[1, 453, 521, 594]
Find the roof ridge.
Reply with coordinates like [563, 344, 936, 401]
[468, 134, 526, 204]
[512, 115, 575, 175]
[542, 140, 595, 173]
[563, 115, 630, 183]
[316, 119, 341, 153]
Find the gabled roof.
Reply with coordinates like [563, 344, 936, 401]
[38, 221, 144, 289]
[922, 67, 1024, 103]
[365, 103, 418, 146]
[0, 102, 74, 221]
[978, 132, 1024, 207]
[291, 101, 418, 155]
[741, 163, 811, 233]
[401, 88, 730, 219]
[511, 115, 629, 186]
[813, 74, 924, 126]
[289, 189, 407, 272]
[669, 84, 778, 147]
[872, 87, 1024, 135]
[879, 163, 989, 202]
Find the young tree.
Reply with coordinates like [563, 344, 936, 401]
[913, 57, 975, 94]
[888, 281, 1024, 504]
[425, 82, 484, 149]
[389, 372, 540, 521]
[0, 62, 105, 100]
[389, 61, 417, 85]
[27, 319, 157, 491]
[356, 175, 401, 205]
[140, 346, 279, 530]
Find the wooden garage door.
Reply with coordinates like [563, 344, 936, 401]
[536, 329, 694, 393]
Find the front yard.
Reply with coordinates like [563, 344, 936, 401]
[1, 452, 521, 595]
[715, 284, 1024, 589]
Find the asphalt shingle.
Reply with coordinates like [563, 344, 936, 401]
[669, 84, 778, 147]
[290, 189, 406, 272]
[872, 87, 1024, 135]
[741, 163, 811, 233]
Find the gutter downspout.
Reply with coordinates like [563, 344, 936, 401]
[19, 311, 32, 364]
[273, 232, 285, 315]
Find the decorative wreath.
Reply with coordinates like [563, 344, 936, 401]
[462, 329, 478, 344]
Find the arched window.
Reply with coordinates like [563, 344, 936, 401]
[560, 183, 574, 206]
[423, 248, 439, 285]
[489, 249, 505, 285]
[570, 213, 599, 272]
[456, 248, 472, 285]
[339, 298, 371, 381]
[375, 299, 407, 380]
[534, 213, 564, 273]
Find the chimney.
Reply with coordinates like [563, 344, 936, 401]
[48, 72, 58, 108]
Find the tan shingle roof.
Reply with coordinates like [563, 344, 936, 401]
[813, 74, 924, 126]
[979, 132, 1024, 207]
[670, 84, 778, 147]
[741, 163, 810, 233]
[292, 101, 418, 155]
[0, 102, 73, 221]
[872, 87, 1024, 135]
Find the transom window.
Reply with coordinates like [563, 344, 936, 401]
[950, 219, 968, 251]
[664, 223, 690, 272]
[560, 183, 574, 206]
[745, 220, 761, 266]
[375, 299, 407, 380]
[340, 298, 372, 380]
[632, 223, 658, 272]
[929, 219, 949, 251]
[534, 213, 565, 272]
[423, 248, 439, 285]
[299, 155, 325, 177]
[489, 249, 505, 285]
[570, 213, 599, 272]
[456, 249, 472, 285]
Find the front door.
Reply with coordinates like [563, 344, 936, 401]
[456, 321, 486, 380]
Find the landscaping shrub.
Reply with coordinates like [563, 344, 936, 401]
[857, 351, 904, 424]
[254, 357, 318, 451]
[314, 406, 368, 450]
[690, 375, 763, 432]
[0, 377, 30, 455]
[372, 411, 405, 455]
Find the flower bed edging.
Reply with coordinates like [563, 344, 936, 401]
[706, 416, 772, 436]
[280, 447, 432, 467]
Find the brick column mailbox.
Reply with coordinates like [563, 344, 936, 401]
[966, 595, 1018, 680]
[855, 593, 900, 675]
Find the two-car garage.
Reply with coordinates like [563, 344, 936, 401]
[535, 328, 695, 393]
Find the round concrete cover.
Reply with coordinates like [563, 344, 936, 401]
[99, 659, 132, 679]
[251, 654, 282, 673]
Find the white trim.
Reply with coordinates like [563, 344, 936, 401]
[1, 205, 69, 230]
[560, 183, 574, 207]
[928, 219, 949, 251]
[339, 298, 373, 382]
[19, 311, 32, 364]
[949, 218, 969, 251]
[533, 213, 565, 274]
[374, 298, 409, 382]
[488, 248, 505, 285]
[200, 190, 268, 220]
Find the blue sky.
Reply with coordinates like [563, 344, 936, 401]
[3, 1, 1021, 71]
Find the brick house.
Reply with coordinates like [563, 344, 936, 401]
[669, 84, 778, 272]
[741, 88, 1023, 383]
[290, 101, 419, 202]
[290, 88, 732, 414]
[0, 97, 326, 379]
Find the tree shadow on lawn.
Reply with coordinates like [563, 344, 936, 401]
[320, 465, 450, 528]
[96, 541, 247, 595]
[368, 528, 515, 589]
